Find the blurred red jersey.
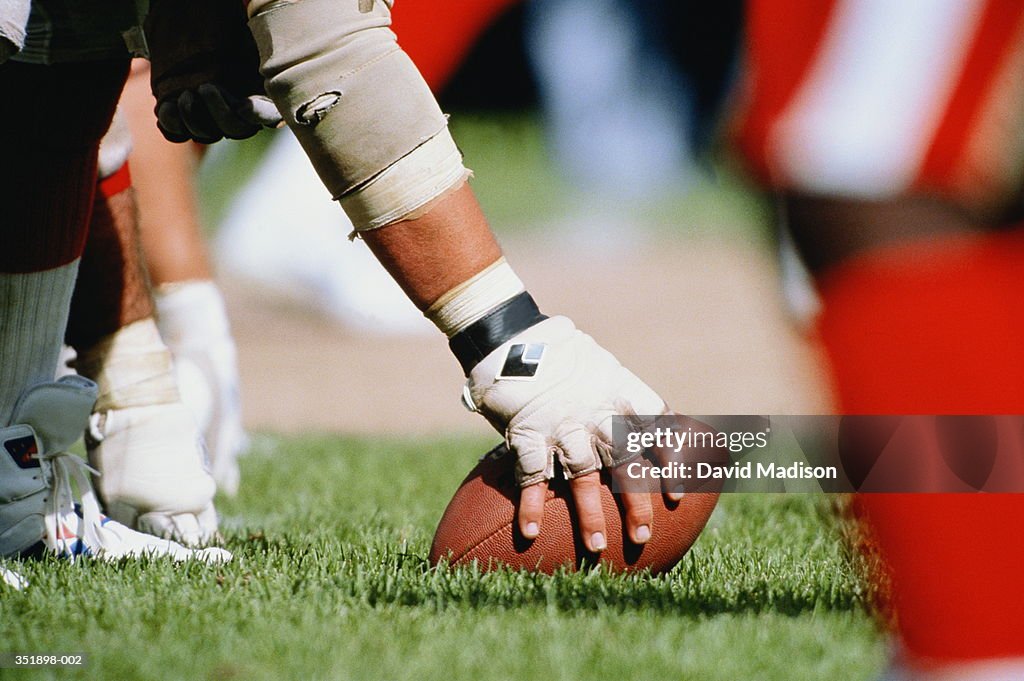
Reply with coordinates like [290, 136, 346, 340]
[391, 0, 521, 92]
[733, 0, 1024, 211]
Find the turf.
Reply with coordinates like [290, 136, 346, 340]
[0, 434, 887, 680]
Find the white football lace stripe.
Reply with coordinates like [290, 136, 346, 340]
[38, 449, 105, 557]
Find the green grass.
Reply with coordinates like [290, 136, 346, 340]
[1, 434, 887, 681]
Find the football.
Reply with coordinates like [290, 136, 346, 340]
[429, 442, 720, 574]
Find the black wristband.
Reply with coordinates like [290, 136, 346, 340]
[449, 292, 547, 374]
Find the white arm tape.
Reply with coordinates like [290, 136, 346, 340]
[341, 128, 470, 232]
[425, 258, 526, 338]
[248, 0, 470, 230]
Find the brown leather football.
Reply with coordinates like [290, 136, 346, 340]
[429, 442, 720, 574]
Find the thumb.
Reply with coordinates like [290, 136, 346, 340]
[238, 95, 283, 127]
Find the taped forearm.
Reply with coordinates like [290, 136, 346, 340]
[247, 0, 469, 231]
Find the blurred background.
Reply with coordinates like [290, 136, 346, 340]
[193, 0, 834, 438]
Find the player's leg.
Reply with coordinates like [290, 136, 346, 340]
[119, 59, 248, 495]
[65, 145, 220, 546]
[813, 225, 1024, 674]
[0, 58, 227, 562]
[0, 58, 105, 556]
[0, 58, 107, 426]
[734, 0, 1024, 674]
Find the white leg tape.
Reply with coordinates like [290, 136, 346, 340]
[249, 0, 469, 231]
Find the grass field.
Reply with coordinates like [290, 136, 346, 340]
[0, 110, 878, 679]
[1, 434, 888, 680]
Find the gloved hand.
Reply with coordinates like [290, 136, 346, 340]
[463, 316, 677, 551]
[145, 0, 282, 143]
[86, 402, 220, 547]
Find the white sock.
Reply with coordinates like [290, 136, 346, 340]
[0, 261, 80, 425]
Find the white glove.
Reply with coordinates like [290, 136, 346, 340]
[86, 402, 219, 547]
[463, 316, 667, 486]
[155, 281, 249, 497]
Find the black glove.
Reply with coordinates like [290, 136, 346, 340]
[145, 0, 282, 143]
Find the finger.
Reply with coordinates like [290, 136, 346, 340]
[197, 84, 261, 140]
[652, 445, 686, 501]
[608, 466, 653, 544]
[518, 481, 548, 540]
[621, 492, 653, 544]
[155, 100, 191, 143]
[178, 90, 223, 144]
[569, 471, 607, 552]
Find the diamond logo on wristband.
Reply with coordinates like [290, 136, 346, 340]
[497, 343, 547, 380]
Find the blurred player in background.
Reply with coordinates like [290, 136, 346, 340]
[526, 0, 742, 221]
[119, 60, 249, 496]
[733, 1, 1024, 677]
[67, 111, 221, 546]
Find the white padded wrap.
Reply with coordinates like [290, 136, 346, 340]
[86, 402, 218, 545]
[249, 0, 469, 230]
[0, 0, 30, 58]
[465, 316, 667, 487]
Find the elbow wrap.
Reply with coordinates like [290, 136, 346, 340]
[248, 0, 470, 231]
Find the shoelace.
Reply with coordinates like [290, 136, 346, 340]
[37, 450, 106, 558]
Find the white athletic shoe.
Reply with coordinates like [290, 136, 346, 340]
[1, 566, 26, 590]
[86, 401, 220, 547]
[0, 377, 230, 563]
